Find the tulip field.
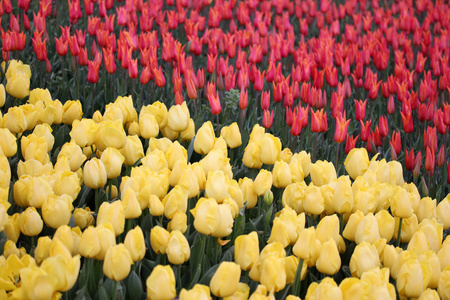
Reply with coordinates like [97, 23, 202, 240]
[2, 0, 450, 299]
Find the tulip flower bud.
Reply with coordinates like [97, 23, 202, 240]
[42, 195, 73, 229]
[191, 198, 234, 238]
[344, 148, 370, 180]
[150, 226, 170, 255]
[180, 284, 211, 300]
[235, 231, 259, 271]
[210, 262, 241, 297]
[121, 188, 141, 219]
[0, 128, 17, 157]
[316, 239, 341, 275]
[263, 190, 274, 205]
[350, 241, 381, 278]
[62, 100, 83, 125]
[194, 121, 216, 155]
[272, 160, 292, 188]
[239, 177, 258, 209]
[0, 84, 5, 107]
[180, 118, 195, 142]
[35, 236, 52, 264]
[83, 158, 107, 189]
[97, 201, 125, 236]
[18, 207, 43, 236]
[222, 122, 242, 149]
[4, 213, 20, 243]
[437, 197, 450, 230]
[166, 230, 190, 265]
[103, 244, 133, 281]
[168, 102, 190, 132]
[146, 265, 176, 300]
[78, 226, 101, 258]
[100, 147, 125, 179]
[253, 169, 272, 196]
[167, 212, 188, 233]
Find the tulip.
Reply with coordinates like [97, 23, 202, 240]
[272, 160, 292, 188]
[235, 231, 259, 271]
[100, 147, 125, 179]
[194, 121, 216, 155]
[210, 262, 241, 297]
[42, 195, 73, 229]
[354, 99, 367, 121]
[221, 122, 242, 148]
[97, 201, 125, 236]
[316, 240, 341, 275]
[120, 135, 144, 166]
[205, 170, 230, 203]
[83, 158, 107, 189]
[147, 265, 176, 300]
[262, 109, 274, 129]
[18, 207, 43, 237]
[191, 197, 234, 238]
[167, 102, 190, 132]
[179, 284, 211, 300]
[253, 169, 273, 196]
[349, 241, 381, 278]
[103, 244, 133, 281]
[166, 230, 190, 265]
[310, 160, 337, 186]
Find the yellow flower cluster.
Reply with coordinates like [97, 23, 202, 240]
[1, 63, 450, 299]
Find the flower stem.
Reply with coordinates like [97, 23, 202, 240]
[112, 280, 118, 300]
[396, 218, 403, 247]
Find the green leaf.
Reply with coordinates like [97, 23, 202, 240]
[189, 233, 205, 277]
[127, 271, 143, 300]
[187, 136, 195, 162]
[198, 264, 219, 285]
[291, 259, 304, 296]
[187, 264, 202, 289]
[75, 186, 91, 208]
[230, 210, 245, 246]
[73, 286, 92, 300]
[93, 286, 108, 300]
[220, 247, 233, 263]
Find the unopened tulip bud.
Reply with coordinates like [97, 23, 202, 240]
[264, 190, 273, 205]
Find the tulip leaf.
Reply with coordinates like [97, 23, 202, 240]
[93, 286, 108, 300]
[127, 271, 143, 299]
[187, 136, 195, 162]
[230, 211, 245, 246]
[187, 264, 202, 289]
[75, 186, 91, 208]
[198, 264, 219, 285]
[220, 247, 233, 262]
[189, 233, 206, 277]
[73, 286, 92, 300]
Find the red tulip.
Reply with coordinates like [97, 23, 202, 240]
[345, 134, 359, 154]
[262, 109, 274, 129]
[254, 69, 265, 91]
[378, 115, 388, 138]
[103, 47, 116, 74]
[413, 151, 423, 178]
[334, 112, 350, 143]
[260, 90, 270, 110]
[354, 99, 367, 121]
[128, 58, 138, 79]
[311, 108, 327, 133]
[152, 66, 166, 87]
[77, 47, 88, 66]
[140, 66, 152, 85]
[437, 145, 446, 168]
[425, 147, 435, 174]
[206, 53, 217, 74]
[207, 90, 221, 115]
[31, 31, 47, 61]
[239, 90, 248, 110]
[405, 149, 415, 171]
[18, 0, 31, 11]
[400, 110, 414, 133]
[360, 120, 372, 142]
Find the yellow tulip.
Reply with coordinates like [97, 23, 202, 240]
[103, 244, 133, 281]
[210, 262, 241, 297]
[146, 265, 176, 300]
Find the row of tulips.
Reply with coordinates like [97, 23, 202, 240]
[1, 61, 450, 299]
[1, 0, 450, 199]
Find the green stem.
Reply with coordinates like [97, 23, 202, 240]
[339, 213, 344, 235]
[112, 280, 118, 300]
[312, 132, 318, 162]
[176, 265, 182, 294]
[108, 179, 112, 201]
[95, 188, 99, 212]
[396, 218, 403, 247]
[291, 258, 304, 296]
